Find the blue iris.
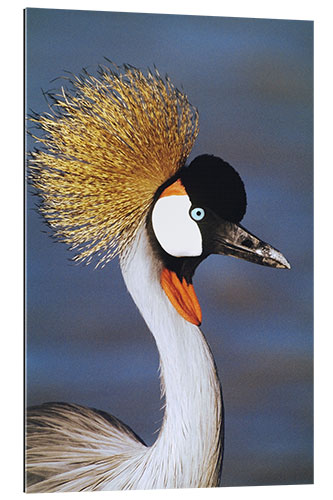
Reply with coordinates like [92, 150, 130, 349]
[190, 207, 205, 221]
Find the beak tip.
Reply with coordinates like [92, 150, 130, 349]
[278, 255, 291, 270]
[264, 247, 291, 270]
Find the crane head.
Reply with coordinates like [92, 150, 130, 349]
[29, 64, 290, 328]
[149, 154, 290, 326]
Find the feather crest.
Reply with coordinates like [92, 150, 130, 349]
[29, 63, 199, 266]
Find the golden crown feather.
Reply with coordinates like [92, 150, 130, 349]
[28, 63, 199, 266]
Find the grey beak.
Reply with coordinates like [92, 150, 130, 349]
[212, 220, 291, 269]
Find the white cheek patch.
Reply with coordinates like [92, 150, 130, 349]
[152, 194, 203, 257]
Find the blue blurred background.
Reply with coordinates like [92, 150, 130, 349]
[25, 8, 313, 487]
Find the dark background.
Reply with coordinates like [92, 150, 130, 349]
[25, 8, 313, 487]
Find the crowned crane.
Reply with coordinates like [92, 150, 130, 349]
[26, 63, 290, 492]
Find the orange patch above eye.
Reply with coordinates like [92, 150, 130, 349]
[161, 268, 202, 326]
[159, 178, 187, 198]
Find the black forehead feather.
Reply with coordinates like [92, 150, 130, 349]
[180, 154, 247, 223]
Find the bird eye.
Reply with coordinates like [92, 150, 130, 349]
[190, 207, 205, 221]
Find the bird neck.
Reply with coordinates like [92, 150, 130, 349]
[120, 225, 223, 488]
